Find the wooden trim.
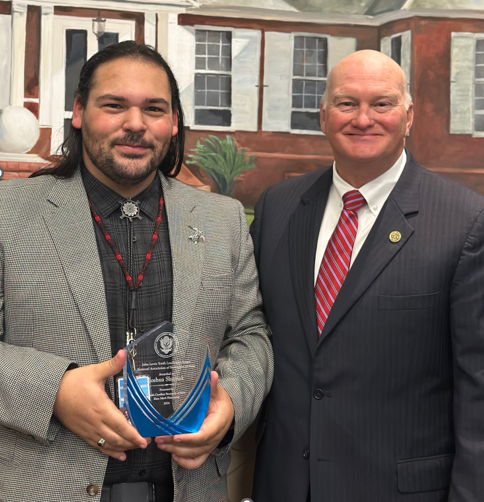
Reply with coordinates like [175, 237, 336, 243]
[54, 6, 140, 21]
[135, 16, 144, 44]
[179, 14, 377, 38]
[24, 5, 40, 99]
[257, 30, 264, 132]
[155, 12, 158, 49]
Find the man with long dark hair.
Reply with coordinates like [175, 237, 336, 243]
[0, 41, 272, 502]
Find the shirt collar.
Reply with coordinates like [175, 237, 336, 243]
[331, 150, 406, 216]
[81, 162, 161, 221]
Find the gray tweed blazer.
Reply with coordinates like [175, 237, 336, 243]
[0, 169, 273, 502]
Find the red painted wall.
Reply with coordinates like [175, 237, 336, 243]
[410, 18, 484, 169]
[0, 1, 10, 15]
[378, 17, 484, 193]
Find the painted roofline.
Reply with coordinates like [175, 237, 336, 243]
[10, 1, 484, 23]
[17, 0, 192, 13]
[185, 6, 484, 25]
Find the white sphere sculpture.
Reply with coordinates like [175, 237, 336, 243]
[0, 106, 40, 153]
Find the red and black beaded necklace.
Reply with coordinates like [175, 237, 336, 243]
[88, 195, 164, 345]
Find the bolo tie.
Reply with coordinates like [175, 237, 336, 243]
[88, 196, 164, 351]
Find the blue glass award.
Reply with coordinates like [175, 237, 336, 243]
[122, 321, 211, 438]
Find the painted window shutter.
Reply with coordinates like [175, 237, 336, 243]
[450, 32, 475, 134]
[327, 36, 357, 71]
[262, 31, 292, 131]
[401, 30, 412, 85]
[381, 36, 391, 57]
[176, 25, 196, 128]
[232, 29, 261, 131]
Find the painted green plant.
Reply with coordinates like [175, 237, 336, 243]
[186, 135, 257, 196]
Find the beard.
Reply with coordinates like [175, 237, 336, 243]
[81, 121, 170, 187]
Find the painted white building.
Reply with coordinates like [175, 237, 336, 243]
[1, 0, 484, 200]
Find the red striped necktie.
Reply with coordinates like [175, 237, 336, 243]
[315, 190, 366, 337]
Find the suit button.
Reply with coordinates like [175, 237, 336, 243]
[86, 484, 99, 496]
[302, 448, 310, 459]
[313, 389, 324, 400]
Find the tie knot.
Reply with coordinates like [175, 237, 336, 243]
[342, 190, 366, 212]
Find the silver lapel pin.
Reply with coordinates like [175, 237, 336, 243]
[188, 225, 205, 244]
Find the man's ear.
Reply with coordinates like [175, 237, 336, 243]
[171, 109, 178, 138]
[320, 101, 326, 135]
[405, 102, 414, 137]
[72, 97, 83, 130]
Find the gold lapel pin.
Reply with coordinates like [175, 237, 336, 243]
[389, 231, 401, 243]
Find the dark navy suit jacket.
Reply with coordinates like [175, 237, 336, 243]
[251, 152, 484, 502]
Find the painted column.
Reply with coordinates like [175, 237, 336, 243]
[10, 1, 27, 106]
[145, 11, 156, 48]
[38, 4, 54, 126]
[0, 13, 12, 110]
[157, 12, 178, 66]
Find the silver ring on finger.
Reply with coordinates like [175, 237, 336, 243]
[97, 438, 106, 448]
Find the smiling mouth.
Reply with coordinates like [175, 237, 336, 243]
[113, 144, 154, 161]
[112, 133, 153, 149]
[115, 143, 152, 152]
[346, 133, 382, 138]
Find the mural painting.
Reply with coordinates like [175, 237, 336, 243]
[0, 0, 484, 499]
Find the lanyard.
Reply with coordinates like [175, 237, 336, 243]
[88, 195, 164, 346]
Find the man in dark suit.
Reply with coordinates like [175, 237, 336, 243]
[251, 49, 484, 501]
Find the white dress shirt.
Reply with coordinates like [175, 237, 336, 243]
[314, 150, 407, 285]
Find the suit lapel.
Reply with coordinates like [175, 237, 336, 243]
[318, 154, 421, 345]
[289, 169, 332, 355]
[160, 175, 205, 392]
[42, 170, 112, 368]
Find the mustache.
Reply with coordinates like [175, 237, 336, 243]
[111, 134, 153, 149]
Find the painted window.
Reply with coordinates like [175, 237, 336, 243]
[50, 17, 134, 153]
[194, 30, 232, 127]
[176, 26, 260, 131]
[380, 31, 411, 92]
[291, 36, 327, 132]
[450, 32, 484, 136]
[474, 38, 484, 133]
[391, 35, 402, 66]
[98, 32, 119, 50]
[64, 30, 87, 140]
[63, 30, 120, 140]
[262, 32, 356, 134]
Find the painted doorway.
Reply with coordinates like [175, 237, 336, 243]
[50, 16, 135, 154]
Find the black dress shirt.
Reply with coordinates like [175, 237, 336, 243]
[82, 165, 174, 500]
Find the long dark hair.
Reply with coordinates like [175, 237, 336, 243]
[31, 41, 185, 179]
